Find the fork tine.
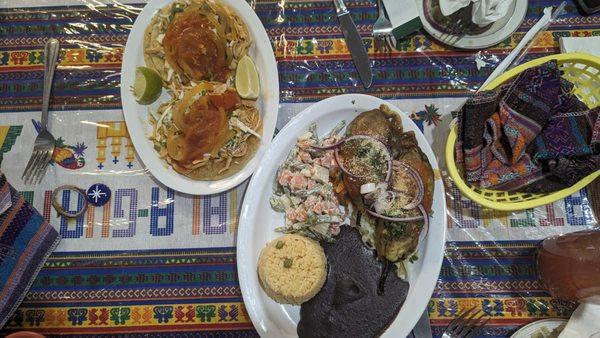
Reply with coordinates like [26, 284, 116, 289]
[386, 37, 392, 53]
[385, 35, 395, 52]
[451, 18, 463, 35]
[31, 163, 45, 185]
[446, 306, 477, 333]
[440, 28, 452, 44]
[440, 18, 465, 45]
[29, 151, 50, 185]
[23, 151, 43, 184]
[32, 152, 52, 184]
[35, 164, 49, 185]
[455, 312, 485, 336]
[22, 151, 41, 180]
[438, 20, 452, 44]
[465, 317, 490, 338]
[40, 152, 53, 179]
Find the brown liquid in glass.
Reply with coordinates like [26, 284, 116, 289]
[536, 229, 600, 302]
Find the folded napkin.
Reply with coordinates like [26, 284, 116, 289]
[558, 302, 600, 338]
[0, 173, 60, 328]
[533, 108, 598, 161]
[560, 36, 600, 57]
[382, 0, 422, 41]
[456, 60, 600, 193]
[593, 114, 600, 153]
[439, 0, 513, 26]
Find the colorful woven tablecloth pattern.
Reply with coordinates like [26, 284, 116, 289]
[0, 0, 598, 336]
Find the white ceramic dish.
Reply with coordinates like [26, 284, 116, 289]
[120, 0, 279, 195]
[417, 0, 528, 50]
[237, 94, 447, 338]
[511, 318, 568, 338]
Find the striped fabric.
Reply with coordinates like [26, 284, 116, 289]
[0, 173, 60, 328]
[0, 185, 10, 215]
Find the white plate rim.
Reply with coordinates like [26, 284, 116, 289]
[120, 0, 279, 195]
[417, 0, 528, 50]
[237, 94, 447, 338]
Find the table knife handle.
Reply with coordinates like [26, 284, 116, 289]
[41, 38, 60, 131]
[332, 0, 348, 15]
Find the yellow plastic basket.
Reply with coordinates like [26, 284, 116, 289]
[446, 53, 600, 211]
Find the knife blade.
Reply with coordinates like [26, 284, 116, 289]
[411, 309, 433, 338]
[333, 0, 373, 88]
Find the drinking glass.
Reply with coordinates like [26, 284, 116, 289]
[536, 229, 600, 303]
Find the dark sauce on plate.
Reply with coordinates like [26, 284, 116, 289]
[297, 226, 409, 338]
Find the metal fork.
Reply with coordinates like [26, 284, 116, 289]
[373, 0, 395, 53]
[442, 306, 489, 338]
[438, 18, 470, 46]
[22, 38, 59, 185]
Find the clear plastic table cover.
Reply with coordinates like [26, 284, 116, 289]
[0, 0, 598, 336]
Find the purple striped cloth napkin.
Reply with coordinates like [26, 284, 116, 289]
[0, 173, 60, 328]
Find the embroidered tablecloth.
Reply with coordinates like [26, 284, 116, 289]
[0, 0, 598, 336]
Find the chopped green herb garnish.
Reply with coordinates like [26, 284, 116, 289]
[390, 222, 409, 238]
[409, 254, 419, 264]
[356, 143, 370, 157]
[169, 3, 184, 20]
[370, 150, 387, 170]
[275, 241, 284, 249]
[283, 258, 293, 268]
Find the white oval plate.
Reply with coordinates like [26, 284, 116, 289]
[237, 94, 447, 338]
[511, 318, 568, 338]
[417, 0, 528, 50]
[121, 0, 279, 195]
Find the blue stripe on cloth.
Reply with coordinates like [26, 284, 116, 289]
[28, 282, 241, 293]
[568, 115, 591, 154]
[36, 263, 236, 276]
[19, 297, 246, 309]
[46, 246, 237, 257]
[0, 213, 45, 286]
[0, 200, 34, 246]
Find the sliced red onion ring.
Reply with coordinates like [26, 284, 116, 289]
[365, 203, 430, 242]
[325, 135, 392, 182]
[384, 158, 392, 183]
[392, 161, 424, 210]
[365, 208, 424, 222]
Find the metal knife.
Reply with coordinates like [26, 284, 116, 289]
[332, 0, 373, 89]
[410, 309, 433, 338]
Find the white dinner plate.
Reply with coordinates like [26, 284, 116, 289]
[511, 318, 568, 337]
[417, 0, 528, 50]
[120, 0, 279, 195]
[237, 94, 447, 338]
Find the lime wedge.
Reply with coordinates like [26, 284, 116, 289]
[235, 55, 260, 99]
[133, 66, 162, 105]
